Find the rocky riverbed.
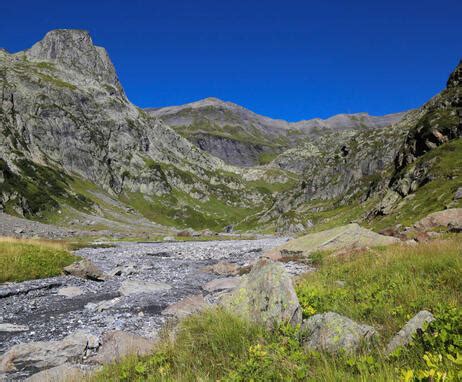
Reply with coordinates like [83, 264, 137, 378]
[0, 238, 313, 380]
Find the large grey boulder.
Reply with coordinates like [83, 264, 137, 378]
[301, 312, 378, 354]
[386, 310, 435, 354]
[63, 259, 108, 282]
[265, 223, 400, 258]
[0, 331, 99, 373]
[118, 280, 171, 296]
[220, 259, 302, 329]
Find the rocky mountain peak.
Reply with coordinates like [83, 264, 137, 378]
[447, 59, 462, 89]
[25, 29, 123, 93]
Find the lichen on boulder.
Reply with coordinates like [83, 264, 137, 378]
[220, 259, 302, 329]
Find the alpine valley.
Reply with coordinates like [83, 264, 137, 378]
[0, 29, 461, 236]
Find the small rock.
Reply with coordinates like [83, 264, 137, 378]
[0, 323, 29, 332]
[202, 261, 240, 276]
[89, 331, 155, 365]
[163, 236, 175, 242]
[454, 187, 462, 200]
[301, 312, 378, 354]
[63, 259, 108, 282]
[386, 310, 434, 354]
[203, 277, 240, 292]
[162, 294, 208, 319]
[85, 298, 121, 312]
[57, 287, 83, 298]
[25, 363, 87, 382]
[118, 280, 171, 296]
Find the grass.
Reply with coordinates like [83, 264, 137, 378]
[0, 237, 78, 283]
[93, 238, 462, 381]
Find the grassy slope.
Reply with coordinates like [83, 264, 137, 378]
[0, 237, 78, 282]
[94, 238, 462, 381]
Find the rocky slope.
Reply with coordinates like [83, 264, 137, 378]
[147, 97, 405, 166]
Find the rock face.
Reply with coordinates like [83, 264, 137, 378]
[301, 312, 378, 354]
[266, 223, 400, 258]
[386, 310, 435, 354]
[63, 259, 108, 281]
[220, 260, 302, 329]
[0, 331, 99, 373]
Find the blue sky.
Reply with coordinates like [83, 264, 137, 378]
[1, 0, 461, 121]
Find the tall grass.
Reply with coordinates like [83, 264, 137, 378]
[0, 237, 78, 282]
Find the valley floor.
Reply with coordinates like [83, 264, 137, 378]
[0, 238, 311, 381]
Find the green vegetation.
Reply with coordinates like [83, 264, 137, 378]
[94, 238, 462, 381]
[0, 237, 78, 282]
[258, 151, 279, 165]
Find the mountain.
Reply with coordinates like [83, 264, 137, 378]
[0, 30, 290, 232]
[0, 29, 460, 235]
[146, 98, 406, 167]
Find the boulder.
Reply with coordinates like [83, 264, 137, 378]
[202, 261, 240, 276]
[386, 310, 434, 354]
[203, 277, 241, 293]
[0, 331, 99, 373]
[63, 259, 108, 282]
[414, 208, 462, 231]
[85, 297, 121, 312]
[265, 223, 399, 258]
[89, 331, 155, 365]
[220, 260, 302, 329]
[118, 280, 171, 296]
[161, 294, 208, 319]
[25, 364, 87, 382]
[301, 312, 378, 354]
[57, 287, 84, 298]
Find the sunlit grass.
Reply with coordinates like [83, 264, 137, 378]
[0, 236, 78, 283]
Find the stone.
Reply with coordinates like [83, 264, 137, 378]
[118, 280, 171, 296]
[301, 312, 378, 354]
[203, 277, 240, 293]
[85, 297, 121, 312]
[89, 331, 155, 365]
[414, 208, 462, 231]
[0, 330, 99, 373]
[220, 259, 302, 329]
[163, 236, 175, 242]
[202, 261, 240, 276]
[57, 286, 84, 298]
[454, 187, 462, 200]
[161, 294, 208, 319]
[63, 259, 108, 281]
[386, 310, 435, 354]
[0, 323, 29, 332]
[265, 223, 400, 258]
[25, 363, 87, 382]
[109, 264, 137, 277]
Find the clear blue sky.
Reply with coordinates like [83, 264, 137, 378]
[1, 0, 461, 121]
